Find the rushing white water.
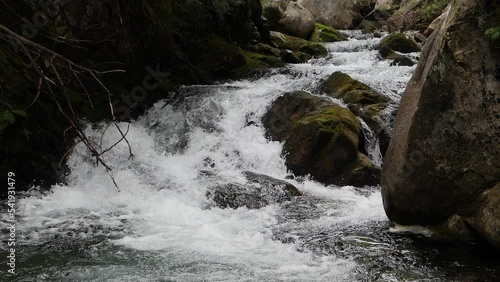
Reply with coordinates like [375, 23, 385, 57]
[1, 31, 431, 281]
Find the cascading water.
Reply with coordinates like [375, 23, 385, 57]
[2, 31, 498, 281]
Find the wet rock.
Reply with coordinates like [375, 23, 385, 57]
[270, 31, 328, 58]
[243, 171, 303, 196]
[379, 32, 421, 54]
[321, 72, 391, 156]
[206, 171, 302, 209]
[280, 50, 306, 64]
[309, 23, 347, 42]
[390, 56, 416, 66]
[381, 0, 500, 248]
[378, 46, 418, 67]
[262, 91, 332, 141]
[283, 106, 381, 186]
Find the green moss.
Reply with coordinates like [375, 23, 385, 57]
[379, 32, 421, 53]
[323, 72, 390, 105]
[309, 23, 347, 42]
[271, 32, 328, 57]
[300, 106, 361, 145]
[485, 26, 500, 41]
[417, 0, 449, 20]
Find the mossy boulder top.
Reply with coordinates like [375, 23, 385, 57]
[283, 106, 381, 186]
[379, 32, 422, 54]
[270, 31, 329, 58]
[262, 91, 332, 141]
[322, 72, 390, 106]
[309, 23, 347, 42]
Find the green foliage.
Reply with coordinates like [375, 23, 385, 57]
[0, 109, 28, 134]
[417, 0, 449, 19]
[485, 26, 500, 41]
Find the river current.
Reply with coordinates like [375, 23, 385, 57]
[1, 31, 498, 281]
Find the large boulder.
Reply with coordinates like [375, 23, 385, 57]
[381, 0, 500, 248]
[261, 0, 315, 39]
[278, 2, 316, 39]
[263, 91, 381, 187]
[298, 0, 375, 29]
[284, 106, 381, 186]
[321, 72, 392, 156]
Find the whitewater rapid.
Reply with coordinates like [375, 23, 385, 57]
[2, 31, 425, 281]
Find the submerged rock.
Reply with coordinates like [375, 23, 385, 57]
[206, 171, 302, 209]
[382, 0, 500, 248]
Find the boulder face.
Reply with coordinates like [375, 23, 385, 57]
[298, 0, 374, 29]
[278, 2, 316, 39]
[261, 0, 315, 39]
[381, 0, 500, 247]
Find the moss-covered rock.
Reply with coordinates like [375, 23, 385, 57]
[321, 71, 392, 156]
[262, 91, 332, 141]
[270, 31, 328, 57]
[322, 72, 390, 106]
[283, 106, 380, 186]
[309, 23, 347, 42]
[379, 32, 421, 54]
